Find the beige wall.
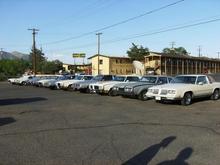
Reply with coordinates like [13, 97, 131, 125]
[90, 56, 134, 75]
[109, 58, 134, 75]
[63, 64, 69, 72]
[144, 55, 161, 75]
[91, 56, 110, 75]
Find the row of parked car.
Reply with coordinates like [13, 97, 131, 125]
[8, 73, 220, 106]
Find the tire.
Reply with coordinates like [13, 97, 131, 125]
[21, 81, 26, 86]
[138, 90, 149, 101]
[86, 87, 90, 93]
[67, 85, 73, 91]
[210, 89, 219, 100]
[181, 92, 192, 106]
[108, 89, 116, 96]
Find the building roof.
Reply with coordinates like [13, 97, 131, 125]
[63, 63, 92, 66]
[88, 54, 130, 59]
[146, 52, 220, 62]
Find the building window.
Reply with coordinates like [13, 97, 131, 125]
[99, 59, 103, 65]
[116, 59, 118, 63]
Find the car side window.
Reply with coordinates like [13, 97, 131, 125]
[84, 76, 93, 80]
[126, 77, 139, 82]
[168, 77, 173, 83]
[103, 75, 113, 81]
[197, 76, 208, 84]
[157, 77, 168, 84]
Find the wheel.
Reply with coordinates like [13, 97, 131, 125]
[86, 87, 90, 93]
[181, 92, 192, 106]
[21, 81, 27, 86]
[210, 89, 219, 100]
[108, 89, 116, 96]
[138, 90, 149, 101]
[67, 85, 73, 91]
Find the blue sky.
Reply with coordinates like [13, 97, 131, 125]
[1, 0, 220, 64]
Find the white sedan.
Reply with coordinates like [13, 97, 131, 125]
[56, 75, 93, 90]
[146, 74, 220, 105]
[89, 75, 140, 95]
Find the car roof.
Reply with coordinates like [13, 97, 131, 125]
[176, 74, 206, 77]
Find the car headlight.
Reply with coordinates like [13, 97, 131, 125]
[113, 86, 118, 90]
[124, 87, 133, 92]
[167, 90, 176, 94]
[148, 89, 153, 93]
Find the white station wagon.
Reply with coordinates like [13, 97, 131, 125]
[146, 74, 220, 105]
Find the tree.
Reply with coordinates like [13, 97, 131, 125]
[127, 43, 149, 61]
[0, 59, 31, 80]
[29, 48, 46, 72]
[39, 60, 63, 74]
[162, 47, 188, 55]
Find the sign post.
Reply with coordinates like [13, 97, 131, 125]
[72, 53, 86, 65]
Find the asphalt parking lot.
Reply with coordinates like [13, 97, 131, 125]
[0, 82, 220, 165]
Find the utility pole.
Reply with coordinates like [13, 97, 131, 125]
[28, 28, 39, 75]
[217, 52, 220, 59]
[170, 41, 175, 50]
[96, 32, 102, 75]
[198, 45, 202, 57]
[0, 48, 3, 55]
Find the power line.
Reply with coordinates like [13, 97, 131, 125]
[102, 17, 220, 45]
[41, 0, 185, 45]
[41, 0, 116, 27]
[45, 16, 220, 53]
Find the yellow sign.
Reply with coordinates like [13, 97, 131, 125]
[72, 53, 86, 58]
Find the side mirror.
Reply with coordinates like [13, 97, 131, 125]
[198, 82, 204, 85]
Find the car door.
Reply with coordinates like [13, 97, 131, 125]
[195, 76, 213, 97]
[157, 77, 168, 85]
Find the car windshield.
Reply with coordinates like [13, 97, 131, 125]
[57, 76, 66, 80]
[140, 76, 157, 83]
[75, 75, 83, 80]
[171, 76, 197, 84]
[114, 76, 125, 81]
[92, 75, 103, 81]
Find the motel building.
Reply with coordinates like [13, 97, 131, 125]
[88, 54, 135, 76]
[88, 52, 220, 76]
[144, 52, 220, 76]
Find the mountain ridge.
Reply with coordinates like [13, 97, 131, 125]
[0, 51, 30, 61]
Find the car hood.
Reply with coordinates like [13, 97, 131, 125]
[77, 80, 98, 85]
[113, 82, 138, 88]
[125, 82, 155, 88]
[95, 81, 123, 86]
[150, 83, 194, 90]
[39, 79, 56, 83]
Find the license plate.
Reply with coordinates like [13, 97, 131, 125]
[155, 96, 161, 100]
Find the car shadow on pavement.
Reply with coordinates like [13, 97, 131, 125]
[157, 147, 193, 165]
[0, 97, 47, 106]
[122, 136, 176, 165]
[160, 97, 214, 106]
[0, 117, 16, 126]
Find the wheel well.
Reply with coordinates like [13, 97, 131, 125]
[138, 88, 148, 95]
[214, 88, 219, 91]
[213, 88, 220, 93]
[183, 91, 193, 97]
